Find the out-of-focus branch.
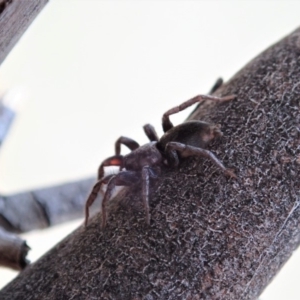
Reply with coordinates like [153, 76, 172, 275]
[0, 227, 29, 270]
[0, 94, 15, 146]
[0, 89, 97, 270]
[0, 177, 97, 270]
[0, 0, 48, 66]
[0, 178, 96, 233]
[0, 0, 49, 268]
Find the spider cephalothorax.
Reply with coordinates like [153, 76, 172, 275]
[85, 85, 236, 228]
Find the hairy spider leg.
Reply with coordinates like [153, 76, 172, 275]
[190, 77, 224, 117]
[98, 137, 140, 180]
[97, 155, 124, 180]
[165, 148, 180, 168]
[162, 94, 236, 132]
[101, 171, 140, 228]
[209, 78, 223, 94]
[165, 142, 236, 178]
[143, 124, 159, 142]
[142, 166, 151, 225]
[84, 174, 115, 226]
[115, 136, 140, 156]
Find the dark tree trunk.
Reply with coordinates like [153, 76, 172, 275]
[1, 27, 300, 300]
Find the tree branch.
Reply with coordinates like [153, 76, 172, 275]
[0, 178, 95, 233]
[0, 227, 29, 270]
[1, 27, 300, 299]
[0, 177, 96, 270]
[0, 0, 48, 66]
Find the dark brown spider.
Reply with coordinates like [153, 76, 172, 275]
[85, 85, 236, 228]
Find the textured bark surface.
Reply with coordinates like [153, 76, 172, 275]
[1, 27, 300, 299]
[0, 0, 48, 66]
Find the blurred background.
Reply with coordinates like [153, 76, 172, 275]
[0, 1, 300, 299]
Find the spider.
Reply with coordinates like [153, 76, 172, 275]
[85, 84, 236, 228]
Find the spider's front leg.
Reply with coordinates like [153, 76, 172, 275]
[165, 142, 236, 178]
[162, 93, 236, 132]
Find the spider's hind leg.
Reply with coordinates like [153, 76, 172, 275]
[162, 93, 236, 133]
[84, 174, 114, 227]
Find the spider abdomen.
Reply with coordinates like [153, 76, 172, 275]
[158, 121, 222, 151]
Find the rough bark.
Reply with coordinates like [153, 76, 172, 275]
[0, 0, 48, 66]
[1, 27, 300, 300]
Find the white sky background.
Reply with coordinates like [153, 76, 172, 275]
[0, 1, 300, 298]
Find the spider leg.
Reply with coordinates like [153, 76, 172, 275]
[165, 148, 180, 168]
[143, 124, 159, 142]
[142, 167, 150, 225]
[141, 166, 159, 225]
[98, 136, 139, 180]
[101, 176, 116, 228]
[101, 171, 140, 228]
[84, 174, 115, 226]
[189, 77, 224, 120]
[115, 136, 140, 156]
[162, 93, 236, 132]
[209, 77, 223, 94]
[97, 155, 124, 180]
[142, 167, 150, 224]
[166, 141, 236, 178]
